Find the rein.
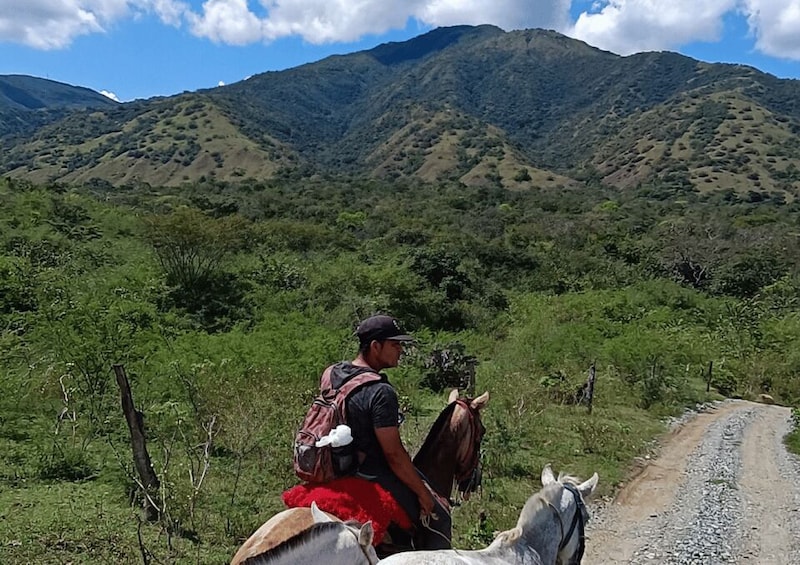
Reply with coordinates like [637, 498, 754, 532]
[549, 483, 586, 565]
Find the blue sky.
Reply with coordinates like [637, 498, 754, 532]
[1, 0, 799, 102]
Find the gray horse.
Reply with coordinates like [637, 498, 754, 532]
[379, 464, 599, 565]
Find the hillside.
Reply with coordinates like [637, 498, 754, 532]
[2, 26, 800, 195]
[0, 75, 118, 138]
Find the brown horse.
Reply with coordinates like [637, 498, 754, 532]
[230, 389, 489, 565]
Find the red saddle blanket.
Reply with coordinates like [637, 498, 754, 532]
[282, 477, 413, 545]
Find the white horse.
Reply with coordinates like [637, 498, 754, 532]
[379, 464, 599, 565]
[232, 501, 379, 565]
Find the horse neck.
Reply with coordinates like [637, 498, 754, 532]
[515, 486, 569, 565]
[414, 404, 470, 499]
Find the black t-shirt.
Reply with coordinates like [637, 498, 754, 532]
[329, 362, 401, 478]
[328, 362, 420, 521]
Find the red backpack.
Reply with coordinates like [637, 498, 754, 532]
[293, 366, 382, 483]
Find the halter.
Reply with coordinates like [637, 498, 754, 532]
[453, 399, 485, 495]
[550, 483, 587, 565]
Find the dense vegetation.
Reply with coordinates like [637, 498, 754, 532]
[1, 174, 799, 563]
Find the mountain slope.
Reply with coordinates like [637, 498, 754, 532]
[2, 27, 800, 195]
[0, 75, 118, 138]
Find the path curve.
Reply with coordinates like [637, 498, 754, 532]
[584, 400, 800, 565]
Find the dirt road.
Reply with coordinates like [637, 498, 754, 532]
[584, 400, 800, 564]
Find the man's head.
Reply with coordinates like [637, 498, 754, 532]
[355, 315, 413, 370]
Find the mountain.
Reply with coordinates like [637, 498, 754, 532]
[2, 26, 800, 196]
[0, 75, 118, 138]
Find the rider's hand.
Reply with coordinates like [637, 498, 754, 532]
[418, 490, 435, 518]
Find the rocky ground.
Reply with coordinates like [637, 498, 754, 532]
[584, 400, 800, 565]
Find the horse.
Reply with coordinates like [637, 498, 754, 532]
[378, 464, 599, 565]
[236, 501, 379, 565]
[230, 389, 489, 564]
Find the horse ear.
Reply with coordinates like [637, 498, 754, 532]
[358, 521, 375, 547]
[470, 391, 490, 410]
[541, 464, 556, 486]
[577, 472, 599, 499]
[448, 389, 459, 404]
[311, 501, 334, 523]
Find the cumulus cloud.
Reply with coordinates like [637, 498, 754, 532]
[567, 0, 800, 61]
[186, 0, 262, 44]
[743, 0, 800, 60]
[100, 89, 120, 101]
[3, 0, 800, 63]
[0, 0, 187, 49]
[568, 0, 736, 55]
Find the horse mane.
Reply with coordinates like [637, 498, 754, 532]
[412, 401, 459, 466]
[243, 521, 355, 565]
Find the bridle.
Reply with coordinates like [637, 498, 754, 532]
[549, 483, 587, 565]
[453, 399, 485, 497]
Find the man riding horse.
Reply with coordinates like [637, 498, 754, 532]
[322, 314, 451, 550]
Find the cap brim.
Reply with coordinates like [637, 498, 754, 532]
[386, 334, 414, 342]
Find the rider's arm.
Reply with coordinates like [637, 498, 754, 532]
[375, 426, 435, 516]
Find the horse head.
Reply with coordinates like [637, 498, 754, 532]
[448, 389, 489, 501]
[310, 502, 380, 565]
[540, 464, 599, 565]
[413, 389, 489, 502]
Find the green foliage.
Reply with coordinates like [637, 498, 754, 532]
[421, 342, 479, 393]
[0, 255, 37, 314]
[143, 207, 254, 329]
[786, 408, 800, 456]
[144, 207, 250, 291]
[2, 176, 800, 562]
[37, 444, 96, 481]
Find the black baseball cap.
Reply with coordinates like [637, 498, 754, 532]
[356, 315, 414, 345]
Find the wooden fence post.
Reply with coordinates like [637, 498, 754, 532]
[706, 361, 713, 393]
[113, 364, 161, 522]
[586, 362, 597, 415]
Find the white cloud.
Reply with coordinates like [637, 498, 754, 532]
[743, 0, 800, 60]
[186, 0, 262, 44]
[0, 0, 187, 49]
[100, 89, 120, 101]
[567, 0, 800, 62]
[2, 0, 800, 64]
[568, 0, 736, 55]
[218, 80, 225, 86]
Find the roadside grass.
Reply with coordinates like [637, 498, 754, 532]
[0, 479, 237, 564]
[786, 408, 800, 456]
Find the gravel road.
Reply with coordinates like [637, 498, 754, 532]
[584, 400, 800, 565]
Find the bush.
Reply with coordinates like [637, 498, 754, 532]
[421, 342, 478, 393]
[38, 445, 96, 482]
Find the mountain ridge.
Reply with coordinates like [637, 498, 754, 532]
[2, 26, 800, 196]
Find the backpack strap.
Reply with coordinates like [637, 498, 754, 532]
[320, 366, 383, 422]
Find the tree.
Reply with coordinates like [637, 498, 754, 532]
[143, 207, 250, 296]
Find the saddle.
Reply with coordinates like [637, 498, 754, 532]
[282, 476, 414, 546]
